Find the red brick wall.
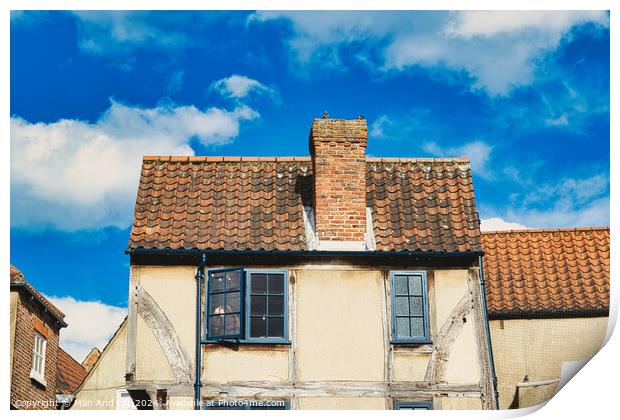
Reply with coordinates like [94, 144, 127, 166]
[10, 291, 61, 410]
[309, 117, 368, 242]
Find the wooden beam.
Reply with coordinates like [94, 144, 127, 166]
[129, 380, 481, 399]
[424, 291, 474, 382]
[136, 284, 194, 382]
[125, 266, 139, 382]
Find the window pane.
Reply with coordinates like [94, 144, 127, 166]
[267, 317, 284, 337]
[227, 292, 240, 313]
[250, 316, 267, 337]
[268, 274, 284, 295]
[209, 293, 224, 315]
[409, 296, 423, 316]
[251, 274, 267, 294]
[268, 295, 284, 316]
[211, 273, 226, 292]
[209, 315, 225, 337]
[395, 296, 409, 316]
[396, 317, 410, 337]
[410, 317, 424, 337]
[394, 276, 408, 295]
[225, 314, 241, 335]
[408, 275, 422, 295]
[251, 296, 267, 315]
[226, 271, 241, 292]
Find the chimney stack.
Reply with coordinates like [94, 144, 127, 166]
[309, 115, 368, 250]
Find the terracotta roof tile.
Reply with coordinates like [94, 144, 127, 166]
[482, 227, 610, 318]
[57, 348, 88, 395]
[129, 156, 481, 252]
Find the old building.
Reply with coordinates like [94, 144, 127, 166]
[76, 115, 498, 410]
[482, 227, 610, 409]
[10, 265, 67, 409]
[56, 348, 88, 409]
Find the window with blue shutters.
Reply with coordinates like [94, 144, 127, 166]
[390, 271, 430, 343]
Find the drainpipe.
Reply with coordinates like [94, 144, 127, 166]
[478, 255, 500, 409]
[194, 254, 206, 410]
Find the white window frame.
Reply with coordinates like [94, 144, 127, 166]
[115, 389, 137, 410]
[30, 331, 47, 386]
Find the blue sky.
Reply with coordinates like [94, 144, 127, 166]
[10, 11, 609, 359]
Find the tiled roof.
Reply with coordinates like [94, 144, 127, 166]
[10, 265, 66, 323]
[57, 348, 88, 395]
[482, 227, 610, 318]
[129, 156, 481, 253]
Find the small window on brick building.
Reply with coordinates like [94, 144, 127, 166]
[30, 332, 47, 385]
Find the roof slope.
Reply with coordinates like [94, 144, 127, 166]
[129, 156, 481, 253]
[482, 227, 610, 318]
[10, 265, 66, 323]
[57, 348, 88, 395]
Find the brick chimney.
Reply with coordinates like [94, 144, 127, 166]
[309, 114, 368, 250]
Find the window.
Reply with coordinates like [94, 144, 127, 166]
[204, 400, 289, 410]
[205, 269, 288, 342]
[206, 268, 244, 340]
[247, 271, 286, 340]
[30, 332, 47, 385]
[395, 402, 433, 410]
[115, 389, 137, 410]
[391, 271, 430, 343]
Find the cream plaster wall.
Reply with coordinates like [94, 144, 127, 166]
[440, 397, 483, 410]
[295, 269, 385, 381]
[299, 397, 386, 410]
[490, 316, 608, 409]
[72, 321, 128, 410]
[202, 346, 289, 382]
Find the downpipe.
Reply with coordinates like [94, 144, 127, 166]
[478, 255, 500, 409]
[194, 254, 206, 410]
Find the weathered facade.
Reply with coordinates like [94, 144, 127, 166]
[482, 228, 610, 409]
[93, 115, 499, 410]
[9, 265, 67, 410]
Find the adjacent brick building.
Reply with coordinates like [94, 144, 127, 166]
[10, 265, 67, 409]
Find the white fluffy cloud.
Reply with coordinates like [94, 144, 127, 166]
[211, 75, 276, 100]
[482, 174, 609, 229]
[423, 140, 493, 180]
[11, 100, 258, 230]
[48, 296, 126, 362]
[252, 11, 608, 94]
[480, 217, 527, 232]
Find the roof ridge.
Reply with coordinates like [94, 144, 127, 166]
[481, 226, 610, 235]
[143, 155, 311, 162]
[143, 155, 470, 163]
[366, 157, 470, 163]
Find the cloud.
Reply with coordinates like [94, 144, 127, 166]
[165, 70, 184, 95]
[423, 140, 493, 179]
[48, 296, 126, 362]
[482, 174, 609, 229]
[11, 100, 258, 230]
[480, 217, 527, 232]
[252, 11, 608, 94]
[502, 197, 609, 229]
[443, 11, 608, 38]
[210, 75, 278, 101]
[70, 11, 193, 55]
